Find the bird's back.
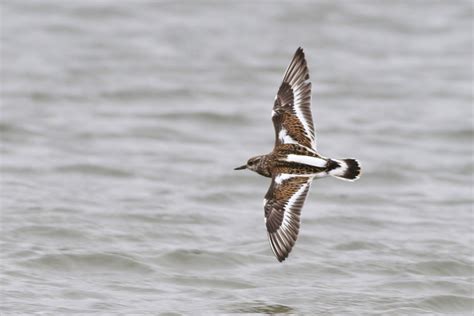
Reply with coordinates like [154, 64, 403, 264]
[268, 144, 327, 176]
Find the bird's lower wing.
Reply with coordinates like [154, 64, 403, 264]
[264, 173, 313, 262]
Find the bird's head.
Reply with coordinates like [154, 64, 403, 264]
[234, 155, 265, 173]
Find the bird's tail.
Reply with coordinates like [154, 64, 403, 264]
[327, 158, 361, 181]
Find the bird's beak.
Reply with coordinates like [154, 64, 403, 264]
[234, 165, 247, 170]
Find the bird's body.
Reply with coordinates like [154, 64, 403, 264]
[235, 47, 361, 262]
[243, 144, 332, 178]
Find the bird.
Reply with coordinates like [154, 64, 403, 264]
[234, 47, 361, 262]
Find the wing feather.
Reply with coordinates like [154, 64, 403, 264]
[273, 47, 316, 149]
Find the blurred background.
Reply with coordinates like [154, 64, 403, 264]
[1, 0, 472, 314]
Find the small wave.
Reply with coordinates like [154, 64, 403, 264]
[10, 225, 88, 241]
[168, 274, 255, 290]
[167, 111, 249, 125]
[414, 295, 473, 314]
[19, 252, 154, 274]
[55, 164, 134, 178]
[0, 122, 34, 136]
[333, 240, 384, 251]
[224, 301, 294, 314]
[155, 249, 247, 270]
[61, 289, 109, 300]
[315, 215, 386, 229]
[408, 260, 473, 277]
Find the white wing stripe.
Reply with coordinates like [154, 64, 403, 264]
[286, 154, 326, 168]
[280, 181, 310, 232]
[293, 83, 315, 148]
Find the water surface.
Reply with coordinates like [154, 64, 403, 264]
[1, 1, 472, 314]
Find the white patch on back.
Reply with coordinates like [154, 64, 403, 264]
[275, 173, 293, 184]
[278, 129, 297, 144]
[286, 154, 326, 168]
[312, 172, 329, 178]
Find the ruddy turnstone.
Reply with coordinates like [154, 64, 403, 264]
[235, 47, 361, 262]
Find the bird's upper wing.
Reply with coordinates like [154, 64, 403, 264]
[264, 173, 313, 262]
[272, 47, 316, 150]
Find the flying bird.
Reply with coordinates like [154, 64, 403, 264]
[235, 47, 361, 262]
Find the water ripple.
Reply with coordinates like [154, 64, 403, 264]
[19, 253, 155, 274]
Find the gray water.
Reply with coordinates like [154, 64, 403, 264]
[1, 1, 473, 314]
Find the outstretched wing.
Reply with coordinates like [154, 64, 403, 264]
[264, 173, 313, 262]
[272, 47, 316, 150]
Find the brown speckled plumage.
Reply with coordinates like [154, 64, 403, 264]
[235, 47, 361, 262]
